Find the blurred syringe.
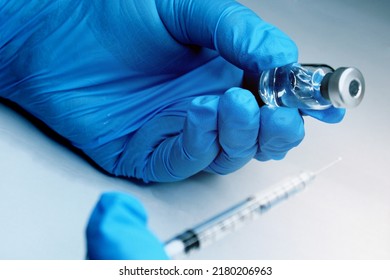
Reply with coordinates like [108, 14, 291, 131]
[164, 157, 342, 259]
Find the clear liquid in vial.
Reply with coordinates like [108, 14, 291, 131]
[259, 63, 332, 110]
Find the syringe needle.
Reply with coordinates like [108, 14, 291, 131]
[165, 157, 344, 259]
[314, 157, 342, 175]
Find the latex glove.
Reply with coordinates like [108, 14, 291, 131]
[0, 0, 344, 182]
[86, 192, 169, 260]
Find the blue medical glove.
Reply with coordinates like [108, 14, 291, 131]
[87, 192, 169, 260]
[0, 0, 344, 183]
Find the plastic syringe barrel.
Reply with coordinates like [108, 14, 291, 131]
[164, 172, 316, 259]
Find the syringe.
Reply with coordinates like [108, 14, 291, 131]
[164, 158, 342, 259]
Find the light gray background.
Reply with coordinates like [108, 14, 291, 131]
[0, 0, 389, 259]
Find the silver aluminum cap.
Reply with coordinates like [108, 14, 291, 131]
[327, 67, 365, 108]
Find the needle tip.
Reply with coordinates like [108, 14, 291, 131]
[315, 157, 343, 175]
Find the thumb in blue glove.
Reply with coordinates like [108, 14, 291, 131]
[86, 192, 169, 260]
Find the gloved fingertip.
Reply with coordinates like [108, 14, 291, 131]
[86, 192, 169, 260]
[183, 95, 220, 158]
[255, 151, 286, 162]
[218, 87, 259, 155]
[203, 87, 259, 175]
[221, 87, 259, 118]
[257, 106, 304, 160]
[87, 192, 148, 239]
[301, 107, 346, 123]
[261, 106, 304, 140]
[140, 96, 221, 182]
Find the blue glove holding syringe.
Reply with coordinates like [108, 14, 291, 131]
[87, 158, 342, 259]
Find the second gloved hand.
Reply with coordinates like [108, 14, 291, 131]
[87, 192, 169, 260]
[0, 0, 344, 182]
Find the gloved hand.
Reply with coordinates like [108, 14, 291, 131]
[87, 192, 169, 260]
[0, 0, 345, 182]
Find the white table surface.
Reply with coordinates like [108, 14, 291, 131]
[1, 0, 389, 259]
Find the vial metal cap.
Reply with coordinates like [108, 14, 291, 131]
[327, 67, 365, 108]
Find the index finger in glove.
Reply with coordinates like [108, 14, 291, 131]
[115, 96, 221, 182]
[155, 0, 298, 72]
[255, 106, 305, 161]
[205, 87, 260, 174]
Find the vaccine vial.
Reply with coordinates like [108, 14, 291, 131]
[258, 63, 365, 110]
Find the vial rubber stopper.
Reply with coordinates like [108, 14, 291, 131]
[320, 67, 365, 108]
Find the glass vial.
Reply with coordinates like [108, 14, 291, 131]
[258, 63, 365, 110]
